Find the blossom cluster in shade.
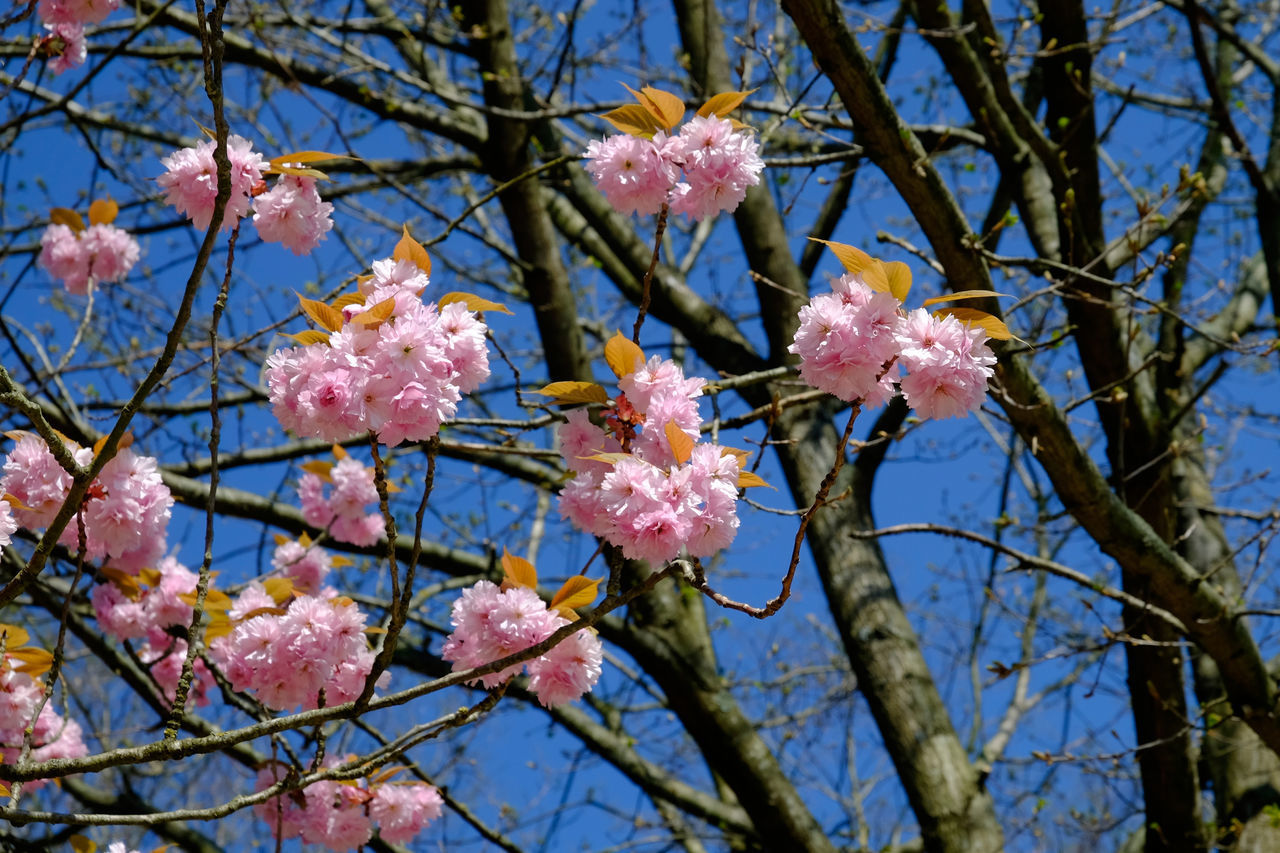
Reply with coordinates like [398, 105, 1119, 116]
[584, 114, 763, 220]
[37, 0, 120, 74]
[265, 257, 490, 447]
[256, 761, 443, 850]
[0, 435, 173, 573]
[0, 658, 87, 788]
[298, 456, 385, 547]
[106, 844, 140, 853]
[789, 272, 997, 419]
[441, 580, 604, 707]
[206, 587, 386, 712]
[157, 136, 334, 253]
[90, 556, 212, 707]
[557, 357, 742, 565]
[38, 221, 139, 294]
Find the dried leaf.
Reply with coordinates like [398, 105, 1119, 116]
[531, 381, 610, 405]
[70, 835, 96, 853]
[263, 577, 294, 605]
[87, 198, 118, 226]
[737, 470, 772, 489]
[502, 547, 538, 590]
[296, 294, 344, 333]
[604, 331, 645, 379]
[935, 307, 1018, 341]
[349, 297, 396, 328]
[920, 290, 1008, 307]
[550, 575, 600, 613]
[882, 261, 913, 301]
[623, 84, 684, 129]
[0, 623, 30, 649]
[393, 225, 431, 275]
[332, 291, 366, 310]
[9, 646, 54, 677]
[598, 104, 664, 137]
[438, 292, 514, 315]
[286, 330, 331, 347]
[50, 206, 86, 233]
[664, 421, 694, 465]
[807, 238, 892, 294]
[301, 460, 334, 481]
[696, 89, 756, 119]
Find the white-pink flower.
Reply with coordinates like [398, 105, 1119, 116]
[253, 174, 334, 255]
[669, 114, 763, 221]
[583, 131, 683, 216]
[157, 135, 265, 232]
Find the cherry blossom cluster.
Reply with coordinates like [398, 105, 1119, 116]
[90, 557, 212, 707]
[271, 535, 334, 594]
[256, 760, 443, 849]
[266, 253, 490, 447]
[0, 498, 16, 550]
[158, 137, 334, 253]
[206, 586, 385, 712]
[106, 844, 139, 853]
[298, 454, 384, 547]
[556, 356, 743, 565]
[0, 647, 87, 788]
[38, 220, 139, 295]
[789, 270, 997, 419]
[37, 0, 120, 74]
[585, 113, 763, 221]
[441, 580, 604, 707]
[0, 434, 173, 572]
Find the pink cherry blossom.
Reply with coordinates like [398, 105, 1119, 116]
[0, 500, 16, 550]
[42, 20, 86, 74]
[583, 131, 682, 216]
[253, 174, 334, 255]
[38, 224, 89, 292]
[788, 274, 901, 406]
[669, 115, 764, 221]
[370, 783, 444, 843]
[39, 0, 119, 25]
[157, 135, 265, 232]
[526, 622, 604, 707]
[895, 309, 995, 419]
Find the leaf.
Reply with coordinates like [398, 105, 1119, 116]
[87, 198, 118, 226]
[0, 623, 30, 649]
[393, 225, 431, 276]
[273, 533, 290, 546]
[9, 646, 54, 677]
[920, 290, 1008, 307]
[604, 331, 645, 379]
[330, 555, 354, 568]
[622, 84, 684, 130]
[100, 567, 142, 600]
[550, 575, 600, 613]
[50, 206, 86, 233]
[262, 577, 294, 605]
[137, 567, 162, 588]
[502, 547, 538, 590]
[719, 446, 751, 465]
[270, 150, 350, 167]
[237, 606, 289, 622]
[664, 421, 694, 465]
[332, 291, 366, 311]
[807, 238, 891, 294]
[737, 469, 773, 489]
[531, 381, 610, 405]
[271, 165, 329, 179]
[579, 452, 633, 466]
[330, 445, 349, 460]
[70, 835, 96, 853]
[349, 297, 396, 328]
[935, 307, 1018, 341]
[301, 460, 334, 482]
[598, 104, 665, 137]
[296, 294, 344, 333]
[697, 89, 756, 118]
[1, 492, 30, 511]
[368, 766, 408, 785]
[178, 588, 232, 611]
[286, 330, 332, 347]
[364, 625, 387, 634]
[882, 261, 913, 301]
[204, 616, 233, 641]
[438, 292, 514, 315]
